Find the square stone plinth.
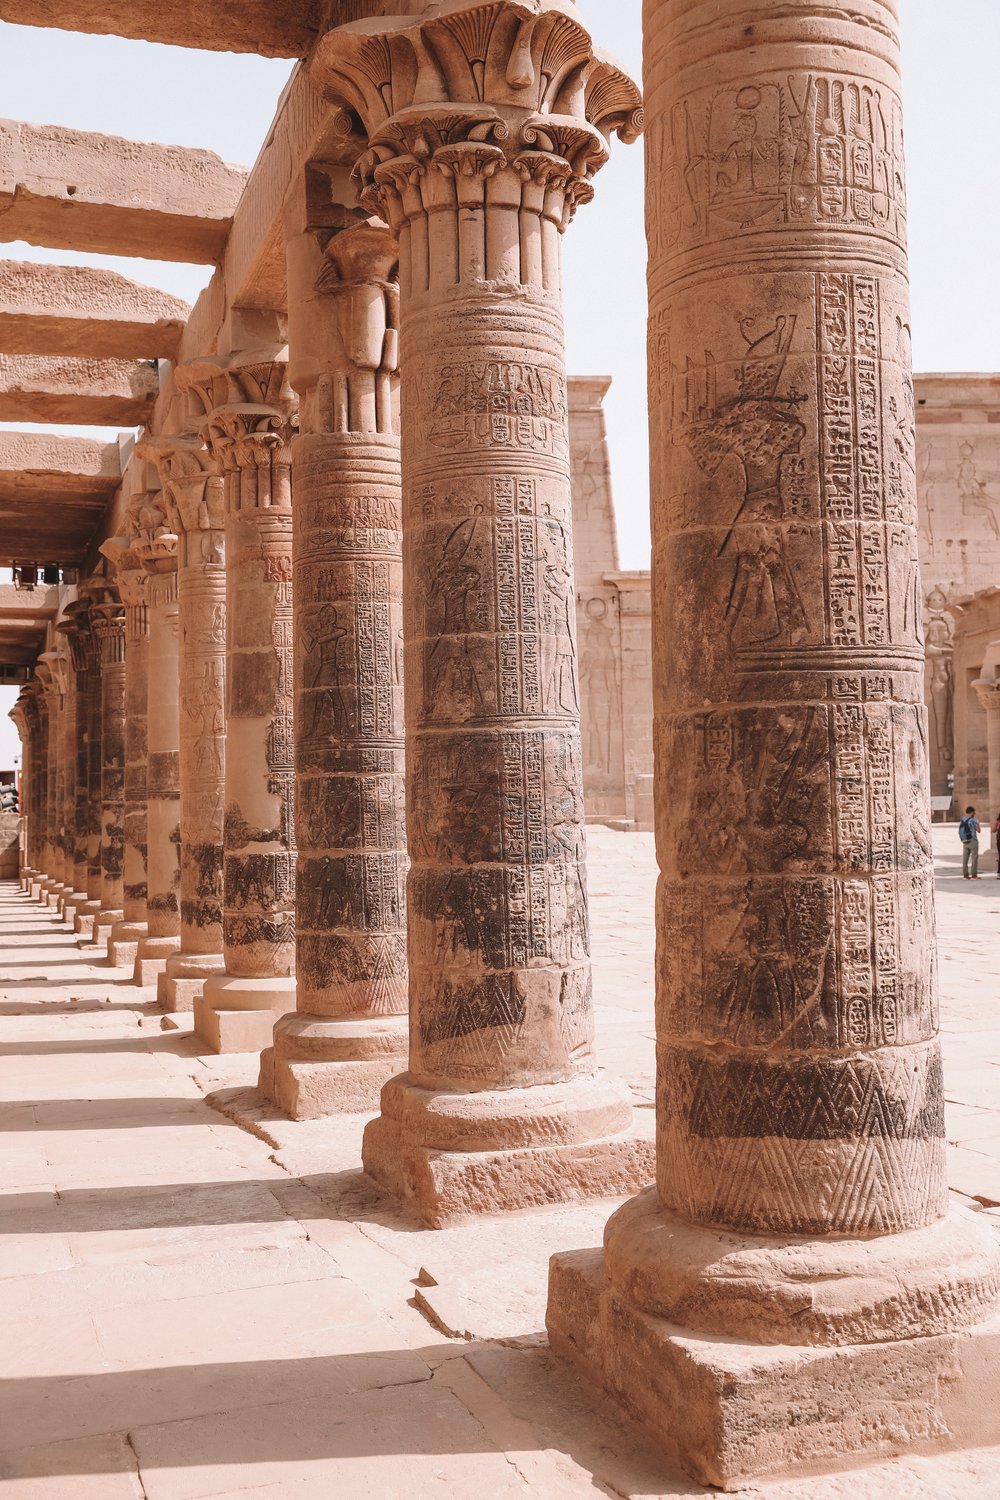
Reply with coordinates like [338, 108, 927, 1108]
[363, 1114, 655, 1228]
[547, 1248, 1000, 1492]
[193, 998, 285, 1055]
[259, 1051, 401, 1119]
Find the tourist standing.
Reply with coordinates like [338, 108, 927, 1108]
[960, 806, 982, 879]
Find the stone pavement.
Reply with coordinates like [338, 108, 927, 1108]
[1, 825, 999, 1498]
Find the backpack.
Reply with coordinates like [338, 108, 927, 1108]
[960, 816, 976, 842]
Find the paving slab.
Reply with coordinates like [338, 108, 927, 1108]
[2, 835, 1000, 1498]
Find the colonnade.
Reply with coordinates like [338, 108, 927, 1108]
[8, 0, 999, 1487]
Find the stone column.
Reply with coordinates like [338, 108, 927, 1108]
[98, 541, 150, 968]
[90, 591, 127, 943]
[257, 207, 408, 1118]
[56, 601, 97, 926]
[973, 676, 1000, 841]
[132, 503, 182, 986]
[315, 4, 650, 1223]
[53, 645, 76, 909]
[185, 353, 297, 1052]
[74, 580, 106, 936]
[10, 688, 38, 890]
[547, 2, 1000, 1487]
[34, 657, 60, 899]
[144, 436, 227, 1014]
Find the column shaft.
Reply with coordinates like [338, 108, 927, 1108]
[146, 436, 228, 1013]
[92, 600, 127, 939]
[103, 562, 150, 966]
[260, 218, 409, 1118]
[547, 2, 1000, 1486]
[314, 2, 650, 1221]
[134, 556, 181, 983]
[188, 354, 297, 1053]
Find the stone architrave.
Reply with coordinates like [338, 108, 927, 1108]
[182, 353, 297, 1052]
[142, 435, 227, 1013]
[131, 494, 182, 985]
[547, 1, 1000, 1488]
[258, 209, 409, 1119]
[55, 600, 96, 926]
[313, 4, 650, 1223]
[74, 578, 106, 935]
[98, 535, 150, 969]
[90, 588, 127, 943]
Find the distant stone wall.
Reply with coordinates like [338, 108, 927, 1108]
[917, 374, 1000, 796]
[569, 377, 654, 829]
[0, 810, 19, 880]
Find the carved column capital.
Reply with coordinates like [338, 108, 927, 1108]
[90, 601, 127, 665]
[974, 679, 1000, 715]
[312, 5, 640, 237]
[56, 601, 95, 677]
[138, 436, 224, 535]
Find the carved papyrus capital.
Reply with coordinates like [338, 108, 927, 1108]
[311, 4, 641, 235]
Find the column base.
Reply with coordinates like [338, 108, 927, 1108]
[158, 951, 225, 1013]
[92, 907, 123, 945]
[73, 898, 101, 937]
[132, 934, 180, 987]
[546, 1190, 1000, 1491]
[61, 891, 90, 925]
[107, 919, 147, 970]
[259, 1013, 409, 1120]
[361, 1072, 655, 1228]
[194, 974, 296, 1055]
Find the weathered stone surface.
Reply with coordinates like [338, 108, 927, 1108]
[570, 376, 653, 828]
[88, 588, 125, 939]
[0, 119, 246, 262]
[0, 430, 121, 567]
[179, 354, 297, 1050]
[259, 216, 408, 1119]
[141, 437, 227, 1014]
[0, 353, 158, 425]
[0, 582, 58, 668]
[129, 500, 181, 984]
[0, 262, 189, 360]
[311, 1, 646, 1216]
[549, 0, 1000, 1486]
[98, 535, 148, 968]
[0, 0, 328, 57]
[915, 375, 1000, 801]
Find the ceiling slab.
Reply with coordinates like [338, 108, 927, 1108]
[0, 582, 58, 668]
[0, 353, 158, 424]
[0, 430, 121, 567]
[0, 119, 248, 262]
[0, 261, 190, 360]
[0, 0, 328, 56]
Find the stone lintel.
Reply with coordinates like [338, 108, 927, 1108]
[0, 0, 332, 56]
[0, 262, 189, 360]
[0, 119, 247, 262]
[0, 430, 122, 566]
[915, 372, 1000, 420]
[0, 353, 158, 424]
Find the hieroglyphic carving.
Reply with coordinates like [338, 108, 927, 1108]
[185, 354, 297, 982]
[99, 529, 149, 926]
[88, 589, 126, 919]
[646, 13, 944, 1237]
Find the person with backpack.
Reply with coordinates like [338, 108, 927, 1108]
[993, 811, 1000, 877]
[960, 806, 982, 878]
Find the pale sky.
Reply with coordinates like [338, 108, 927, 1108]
[1, 1, 998, 762]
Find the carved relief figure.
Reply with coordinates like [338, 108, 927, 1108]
[580, 597, 619, 772]
[542, 560, 578, 714]
[426, 515, 487, 714]
[957, 440, 1000, 541]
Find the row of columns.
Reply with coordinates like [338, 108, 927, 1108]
[9, 0, 999, 1486]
